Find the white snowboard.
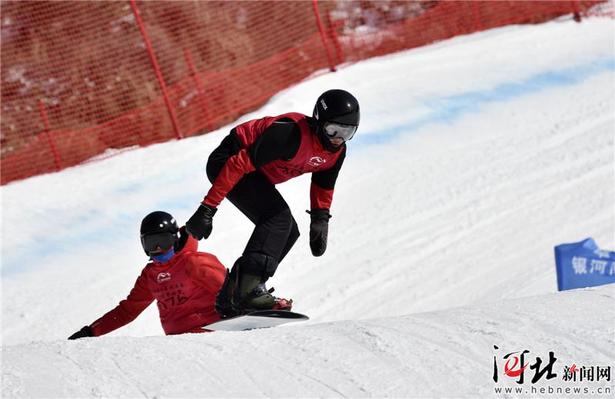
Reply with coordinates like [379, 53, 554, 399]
[204, 310, 309, 331]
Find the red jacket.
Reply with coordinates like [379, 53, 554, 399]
[90, 235, 226, 336]
[203, 112, 344, 209]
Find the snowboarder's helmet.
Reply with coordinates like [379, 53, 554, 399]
[140, 211, 179, 255]
[313, 89, 360, 148]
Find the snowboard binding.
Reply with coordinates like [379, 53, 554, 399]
[215, 267, 292, 319]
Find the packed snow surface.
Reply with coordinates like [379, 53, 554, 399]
[2, 17, 614, 398]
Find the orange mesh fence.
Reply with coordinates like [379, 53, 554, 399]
[0, 0, 606, 185]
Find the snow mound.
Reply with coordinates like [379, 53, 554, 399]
[3, 285, 614, 398]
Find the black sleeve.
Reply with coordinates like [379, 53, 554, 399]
[311, 145, 346, 190]
[248, 119, 301, 169]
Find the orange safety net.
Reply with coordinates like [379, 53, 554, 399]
[1, 0, 607, 185]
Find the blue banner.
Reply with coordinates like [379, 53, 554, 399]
[554, 238, 615, 291]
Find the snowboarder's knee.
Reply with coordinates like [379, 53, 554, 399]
[240, 252, 279, 278]
[288, 218, 300, 244]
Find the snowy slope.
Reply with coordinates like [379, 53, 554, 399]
[1, 17, 614, 397]
[3, 286, 614, 398]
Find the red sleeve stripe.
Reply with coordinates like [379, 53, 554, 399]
[203, 149, 255, 208]
[310, 182, 334, 210]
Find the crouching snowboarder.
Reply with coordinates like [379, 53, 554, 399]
[68, 211, 227, 339]
[185, 89, 360, 318]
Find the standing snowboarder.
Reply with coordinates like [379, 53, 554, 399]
[68, 211, 227, 339]
[185, 89, 360, 317]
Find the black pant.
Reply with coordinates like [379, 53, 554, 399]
[206, 133, 300, 277]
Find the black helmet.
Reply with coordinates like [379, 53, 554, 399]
[313, 89, 360, 126]
[140, 211, 179, 255]
[313, 89, 360, 150]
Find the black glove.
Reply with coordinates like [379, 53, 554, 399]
[186, 204, 217, 240]
[307, 209, 332, 257]
[68, 326, 93, 340]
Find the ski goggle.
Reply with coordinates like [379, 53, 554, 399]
[141, 232, 176, 255]
[323, 122, 358, 142]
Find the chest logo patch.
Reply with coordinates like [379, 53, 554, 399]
[308, 156, 326, 167]
[157, 272, 172, 283]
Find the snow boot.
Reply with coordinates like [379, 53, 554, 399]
[232, 273, 293, 313]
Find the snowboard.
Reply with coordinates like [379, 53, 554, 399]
[204, 310, 309, 331]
